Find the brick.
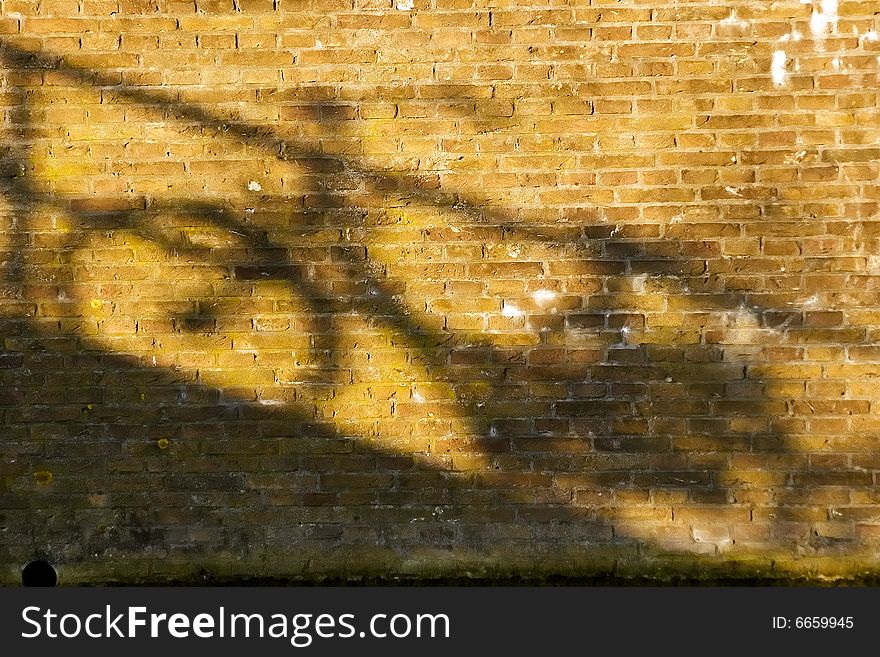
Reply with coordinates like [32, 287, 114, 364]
[1, 0, 880, 584]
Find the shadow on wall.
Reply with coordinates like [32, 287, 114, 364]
[0, 40, 876, 582]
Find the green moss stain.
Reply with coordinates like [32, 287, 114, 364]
[34, 471, 53, 485]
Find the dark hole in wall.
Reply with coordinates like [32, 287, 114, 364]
[21, 560, 57, 587]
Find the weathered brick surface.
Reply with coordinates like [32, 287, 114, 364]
[1, 0, 880, 583]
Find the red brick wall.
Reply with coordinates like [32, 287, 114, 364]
[1, 0, 880, 582]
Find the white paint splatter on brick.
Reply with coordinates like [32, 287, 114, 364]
[779, 29, 802, 44]
[720, 9, 748, 28]
[247, 180, 262, 191]
[718, 9, 750, 35]
[810, 11, 825, 37]
[771, 50, 788, 86]
[810, 0, 838, 41]
[502, 304, 524, 318]
[396, 0, 414, 10]
[822, 0, 838, 28]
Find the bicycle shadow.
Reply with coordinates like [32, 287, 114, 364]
[0, 39, 873, 582]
